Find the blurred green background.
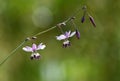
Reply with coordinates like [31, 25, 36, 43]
[0, 0, 120, 81]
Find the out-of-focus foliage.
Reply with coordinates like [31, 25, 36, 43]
[0, 0, 120, 81]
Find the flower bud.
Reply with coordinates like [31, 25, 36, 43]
[89, 15, 96, 27]
[81, 16, 85, 23]
[75, 29, 80, 39]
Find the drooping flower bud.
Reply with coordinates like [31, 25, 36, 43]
[81, 15, 85, 23]
[89, 15, 96, 27]
[81, 8, 86, 23]
[75, 29, 80, 39]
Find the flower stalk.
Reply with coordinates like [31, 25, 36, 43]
[0, 40, 26, 66]
[0, 5, 96, 66]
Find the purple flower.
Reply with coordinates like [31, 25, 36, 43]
[23, 43, 46, 60]
[56, 31, 76, 40]
[56, 31, 75, 47]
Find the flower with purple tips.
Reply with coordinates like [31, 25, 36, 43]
[56, 31, 76, 48]
[75, 29, 80, 39]
[23, 43, 46, 60]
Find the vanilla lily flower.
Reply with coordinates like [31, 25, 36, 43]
[23, 43, 46, 60]
[56, 31, 76, 48]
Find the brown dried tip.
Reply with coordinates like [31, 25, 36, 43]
[57, 22, 66, 28]
[25, 37, 31, 41]
[82, 5, 87, 10]
[89, 15, 96, 27]
[31, 36, 37, 40]
[71, 17, 76, 20]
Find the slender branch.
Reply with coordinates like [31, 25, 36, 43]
[33, 26, 57, 37]
[71, 19, 78, 29]
[65, 8, 82, 23]
[32, 8, 82, 37]
[0, 40, 26, 66]
[0, 7, 82, 66]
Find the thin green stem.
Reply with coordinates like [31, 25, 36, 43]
[71, 19, 78, 30]
[59, 27, 64, 34]
[0, 40, 26, 66]
[33, 26, 57, 37]
[65, 8, 82, 23]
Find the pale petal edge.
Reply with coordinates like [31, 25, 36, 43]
[37, 43, 46, 50]
[56, 35, 66, 40]
[69, 31, 76, 37]
[22, 46, 32, 52]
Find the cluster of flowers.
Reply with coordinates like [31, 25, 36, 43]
[22, 6, 96, 60]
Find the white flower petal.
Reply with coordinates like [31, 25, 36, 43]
[63, 40, 70, 45]
[35, 53, 40, 57]
[31, 53, 41, 59]
[69, 31, 76, 37]
[23, 46, 33, 52]
[31, 53, 34, 57]
[37, 43, 46, 50]
[56, 35, 66, 40]
[68, 31, 71, 36]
